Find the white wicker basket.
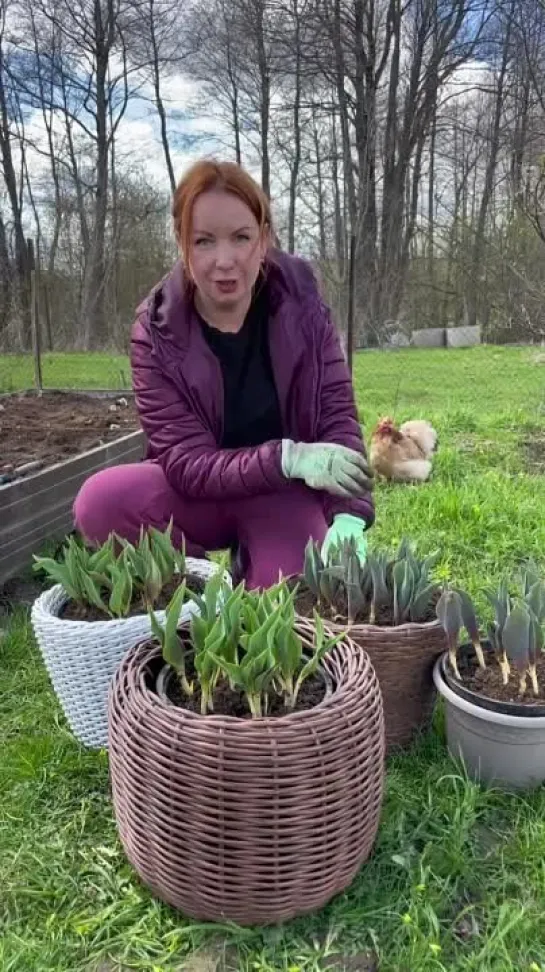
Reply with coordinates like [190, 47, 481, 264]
[31, 557, 229, 749]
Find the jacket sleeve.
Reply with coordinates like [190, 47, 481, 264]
[314, 303, 375, 528]
[131, 317, 287, 500]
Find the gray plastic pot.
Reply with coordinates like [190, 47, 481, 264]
[433, 654, 545, 790]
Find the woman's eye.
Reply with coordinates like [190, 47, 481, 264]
[195, 238, 213, 247]
[236, 234, 250, 242]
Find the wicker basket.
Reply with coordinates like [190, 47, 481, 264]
[31, 558, 228, 749]
[108, 625, 385, 925]
[325, 619, 446, 752]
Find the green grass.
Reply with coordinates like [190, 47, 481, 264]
[2, 345, 545, 971]
[0, 352, 130, 392]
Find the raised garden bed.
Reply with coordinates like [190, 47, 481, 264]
[0, 390, 144, 587]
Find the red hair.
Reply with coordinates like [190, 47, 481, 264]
[172, 159, 273, 272]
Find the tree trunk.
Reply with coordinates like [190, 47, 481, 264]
[287, 0, 302, 253]
[255, 0, 271, 196]
[466, 10, 512, 329]
[0, 43, 30, 347]
[313, 109, 327, 260]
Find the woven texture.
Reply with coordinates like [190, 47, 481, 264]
[326, 620, 446, 752]
[108, 624, 385, 925]
[31, 558, 227, 749]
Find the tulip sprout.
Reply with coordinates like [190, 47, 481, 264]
[436, 568, 545, 699]
[34, 520, 190, 618]
[149, 575, 342, 719]
[302, 536, 441, 626]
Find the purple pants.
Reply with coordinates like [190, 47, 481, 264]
[73, 462, 328, 589]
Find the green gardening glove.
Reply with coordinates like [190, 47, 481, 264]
[321, 514, 368, 565]
[281, 440, 373, 498]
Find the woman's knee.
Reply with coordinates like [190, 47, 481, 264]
[73, 462, 168, 545]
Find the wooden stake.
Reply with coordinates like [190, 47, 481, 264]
[27, 238, 43, 394]
[346, 232, 356, 373]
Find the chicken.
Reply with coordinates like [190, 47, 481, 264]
[369, 416, 438, 483]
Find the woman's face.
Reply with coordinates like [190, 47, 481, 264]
[187, 189, 268, 313]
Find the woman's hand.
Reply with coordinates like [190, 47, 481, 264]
[321, 514, 368, 564]
[281, 440, 374, 498]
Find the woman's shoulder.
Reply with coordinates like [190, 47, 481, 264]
[266, 248, 320, 302]
[267, 249, 331, 337]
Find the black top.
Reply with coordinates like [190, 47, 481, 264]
[198, 286, 284, 449]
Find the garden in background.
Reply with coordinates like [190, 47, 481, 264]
[2, 343, 545, 972]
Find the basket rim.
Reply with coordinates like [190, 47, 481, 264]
[298, 613, 442, 635]
[32, 583, 165, 629]
[119, 628, 371, 730]
[286, 574, 441, 634]
[32, 558, 229, 628]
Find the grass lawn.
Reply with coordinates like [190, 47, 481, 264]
[2, 345, 545, 971]
[0, 352, 131, 392]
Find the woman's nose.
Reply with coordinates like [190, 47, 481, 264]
[215, 244, 235, 268]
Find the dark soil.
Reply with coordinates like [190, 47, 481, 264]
[522, 433, 545, 474]
[165, 653, 328, 718]
[0, 574, 48, 614]
[452, 645, 545, 706]
[59, 573, 206, 622]
[0, 392, 140, 478]
[291, 578, 438, 627]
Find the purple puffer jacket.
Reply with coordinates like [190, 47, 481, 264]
[131, 249, 374, 527]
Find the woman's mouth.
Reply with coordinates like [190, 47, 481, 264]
[215, 280, 238, 294]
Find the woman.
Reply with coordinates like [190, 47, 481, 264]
[74, 159, 374, 589]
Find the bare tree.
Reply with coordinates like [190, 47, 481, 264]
[0, 0, 31, 346]
[15, 0, 133, 346]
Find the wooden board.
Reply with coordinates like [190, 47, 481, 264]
[0, 430, 145, 586]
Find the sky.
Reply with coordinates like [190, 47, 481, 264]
[7, 33, 491, 248]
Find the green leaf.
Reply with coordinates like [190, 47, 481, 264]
[486, 579, 511, 629]
[33, 556, 75, 596]
[436, 590, 463, 646]
[286, 628, 302, 677]
[502, 603, 531, 673]
[89, 537, 116, 574]
[521, 560, 541, 597]
[303, 539, 323, 598]
[421, 550, 441, 574]
[393, 560, 413, 624]
[161, 582, 188, 670]
[368, 553, 389, 606]
[202, 569, 224, 622]
[400, 561, 416, 616]
[527, 581, 545, 624]
[487, 622, 501, 657]
[409, 583, 436, 622]
[208, 651, 242, 689]
[80, 572, 108, 615]
[142, 553, 163, 608]
[108, 566, 133, 618]
[455, 588, 480, 645]
[319, 569, 340, 609]
[529, 616, 543, 665]
[190, 614, 209, 655]
[396, 537, 414, 563]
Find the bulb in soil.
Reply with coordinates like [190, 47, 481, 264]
[529, 664, 539, 696]
[473, 639, 486, 669]
[449, 648, 461, 680]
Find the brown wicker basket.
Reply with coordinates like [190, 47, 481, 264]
[322, 619, 446, 753]
[108, 624, 385, 925]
